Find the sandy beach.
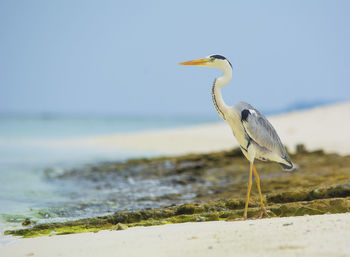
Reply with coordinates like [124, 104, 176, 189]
[31, 101, 350, 157]
[1, 102, 350, 257]
[87, 101, 350, 156]
[2, 213, 350, 257]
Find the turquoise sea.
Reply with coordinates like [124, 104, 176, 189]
[0, 114, 218, 233]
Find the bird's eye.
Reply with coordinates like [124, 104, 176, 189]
[210, 57, 215, 62]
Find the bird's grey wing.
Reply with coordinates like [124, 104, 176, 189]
[240, 107, 287, 157]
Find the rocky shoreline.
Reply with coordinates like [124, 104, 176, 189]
[6, 145, 350, 237]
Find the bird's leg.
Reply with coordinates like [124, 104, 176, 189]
[252, 164, 270, 218]
[243, 163, 253, 220]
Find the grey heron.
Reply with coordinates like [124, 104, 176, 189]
[179, 54, 294, 219]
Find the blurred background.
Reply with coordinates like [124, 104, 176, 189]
[1, 0, 349, 117]
[0, 0, 349, 232]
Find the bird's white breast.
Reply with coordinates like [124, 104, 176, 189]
[225, 109, 249, 150]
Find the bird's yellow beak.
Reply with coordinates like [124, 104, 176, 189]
[178, 58, 209, 66]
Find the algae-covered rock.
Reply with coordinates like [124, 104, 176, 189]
[22, 218, 32, 226]
[266, 183, 350, 203]
[115, 223, 128, 230]
[175, 204, 196, 215]
[5, 191, 350, 238]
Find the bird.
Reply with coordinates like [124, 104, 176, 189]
[179, 54, 295, 219]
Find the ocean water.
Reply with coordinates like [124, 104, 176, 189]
[0, 114, 216, 233]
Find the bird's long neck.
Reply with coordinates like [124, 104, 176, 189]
[211, 66, 232, 120]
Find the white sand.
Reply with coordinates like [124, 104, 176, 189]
[87, 101, 350, 156]
[1, 213, 350, 257]
[1, 102, 350, 257]
[29, 102, 350, 157]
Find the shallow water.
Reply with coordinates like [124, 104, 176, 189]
[0, 115, 216, 233]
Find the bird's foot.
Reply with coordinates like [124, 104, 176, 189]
[240, 216, 248, 221]
[254, 208, 270, 219]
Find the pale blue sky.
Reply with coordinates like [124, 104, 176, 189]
[1, 0, 349, 116]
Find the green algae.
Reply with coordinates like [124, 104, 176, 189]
[5, 145, 350, 238]
[114, 223, 128, 230]
[5, 185, 350, 238]
[266, 183, 350, 203]
[175, 204, 197, 215]
[6, 196, 350, 237]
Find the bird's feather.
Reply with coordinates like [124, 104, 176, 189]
[236, 103, 291, 165]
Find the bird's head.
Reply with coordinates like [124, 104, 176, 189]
[179, 54, 232, 70]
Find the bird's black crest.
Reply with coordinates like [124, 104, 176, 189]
[210, 54, 227, 60]
[241, 109, 250, 122]
[210, 54, 232, 68]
